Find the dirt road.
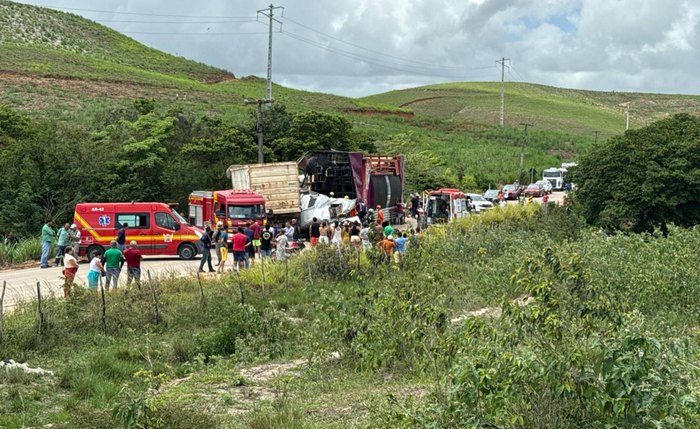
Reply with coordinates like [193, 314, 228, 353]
[0, 256, 203, 311]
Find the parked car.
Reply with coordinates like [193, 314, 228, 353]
[535, 179, 553, 194]
[483, 189, 500, 202]
[502, 184, 520, 200]
[467, 193, 494, 212]
[523, 183, 545, 198]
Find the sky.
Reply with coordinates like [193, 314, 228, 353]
[15, 0, 700, 97]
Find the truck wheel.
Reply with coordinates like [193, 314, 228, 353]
[86, 245, 104, 260]
[178, 243, 197, 260]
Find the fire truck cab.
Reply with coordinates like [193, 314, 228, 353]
[188, 189, 267, 231]
[73, 202, 204, 260]
[426, 188, 469, 224]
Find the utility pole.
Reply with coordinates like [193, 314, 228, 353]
[593, 130, 600, 144]
[519, 122, 533, 183]
[625, 106, 630, 130]
[244, 98, 274, 164]
[257, 4, 283, 108]
[496, 57, 510, 127]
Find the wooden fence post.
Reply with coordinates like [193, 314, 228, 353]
[99, 275, 107, 335]
[0, 280, 6, 342]
[234, 268, 244, 305]
[285, 257, 289, 289]
[147, 270, 160, 325]
[261, 257, 266, 294]
[196, 270, 206, 305]
[307, 258, 313, 286]
[36, 282, 44, 340]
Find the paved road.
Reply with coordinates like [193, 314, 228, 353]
[0, 256, 203, 311]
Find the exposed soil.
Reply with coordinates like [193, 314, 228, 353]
[343, 108, 414, 119]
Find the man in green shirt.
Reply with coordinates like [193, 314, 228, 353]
[54, 223, 71, 267]
[40, 220, 55, 268]
[102, 240, 124, 290]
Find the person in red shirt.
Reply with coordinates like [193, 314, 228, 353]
[231, 227, 249, 271]
[121, 240, 143, 287]
[250, 220, 262, 260]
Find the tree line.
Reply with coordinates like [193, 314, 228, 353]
[0, 100, 374, 236]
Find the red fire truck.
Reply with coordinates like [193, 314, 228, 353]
[187, 189, 268, 232]
[73, 202, 204, 260]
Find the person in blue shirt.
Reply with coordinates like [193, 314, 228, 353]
[394, 231, 408, 264]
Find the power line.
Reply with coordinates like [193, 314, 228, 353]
[93, 19, 258, 24]
[121, 31, 270, 36]
[41, 5, 254, 19]
[282, 30, 469, 78]
[281, 15, 473, 71]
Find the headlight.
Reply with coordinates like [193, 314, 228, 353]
[194, 230, 203, 238]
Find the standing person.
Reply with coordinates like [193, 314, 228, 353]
[275, 230, 288, 261]
[410, 194, 419, 218]
[542, 193, 549, 204]
[260, 225, 273, 259]
[217, 233, 229, 273]
[40, 219, 55, 269]
[341, 222, 351, 246]
[417, 203, 427, 230]
[198, 227, 215, 273]
[231, 227, 248, 271]
[116, 223, 128, 251]
[357, 200, 367, 222]
[243, 223, 255, 268]
[122, 241, 144, 286]
[376, 205, 384, 225]
[308, 217, 321, 247]
[359, 222, 371, 250]
[102, 240, 124, 290]
[319, 221, 331, 245]
[383, 221, 395, 239]
[331, 223, 342, 246]
[250, 220, 262, 262]
[68, 224, 81, 260]
[377, 236, 395, 263]
[62, 247, 79, 298]
[87, 253, 103, 291]
[350, 222, 361, 248]
[284, 221, 295, 242]
[54, 223, 71, 266]
[213, 222, 226, 266]
[394, 232, 408, 264]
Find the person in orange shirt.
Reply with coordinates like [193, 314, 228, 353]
[377, 235, 395, 263]
[376, 205, 384, 224]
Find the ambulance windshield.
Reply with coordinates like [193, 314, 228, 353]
[171, 209, 190, 226]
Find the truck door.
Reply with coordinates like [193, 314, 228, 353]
[153, 210, 181, 255]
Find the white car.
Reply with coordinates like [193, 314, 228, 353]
[535, 180, 553, 194]
[467, 193, 494, 212]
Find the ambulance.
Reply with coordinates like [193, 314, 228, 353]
[73, 202, 204, 260]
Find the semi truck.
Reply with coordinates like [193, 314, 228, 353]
[542, 167, 567, 191]
[227, 151, 405, 227]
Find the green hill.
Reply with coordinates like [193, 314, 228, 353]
[363, 81, 700, 139]
[1, 0, 699, 194]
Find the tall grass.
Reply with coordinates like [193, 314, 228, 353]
[0, 237, 42, 266]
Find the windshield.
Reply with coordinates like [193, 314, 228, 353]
[504, 185, 516, 191]
[543, 171, 562, 178]
[536, 180, 549, 186]
[228, 205, 265, 219]
[469, 194, 485, 201]
[170, 209, 190, 225]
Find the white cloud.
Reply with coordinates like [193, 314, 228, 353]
[13, 0, 700, 96]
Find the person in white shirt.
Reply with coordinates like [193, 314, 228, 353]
[63, 247, 79, 298]
[87, 254, 103, 290]
[275, 231, 288, 261]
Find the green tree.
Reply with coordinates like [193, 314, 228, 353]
[574, 114, 700, 232]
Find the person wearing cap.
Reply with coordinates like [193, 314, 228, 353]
[68, 223, 81, 260]
[377, 234, 395, 263]
[121, 240, 143, 287]
[376, 205, 384, 224]
[55, 223, 71, 267]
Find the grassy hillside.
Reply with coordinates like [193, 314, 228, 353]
[1, 0, 699, 193]
[363, 81, 700, 139]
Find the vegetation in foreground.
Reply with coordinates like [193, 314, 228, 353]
[1, 204, 699, 428]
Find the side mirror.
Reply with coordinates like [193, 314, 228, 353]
[267, 209, 274, 216]
[174, 223, 181, 231]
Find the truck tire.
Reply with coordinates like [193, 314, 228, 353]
[86, 245, 104, 260]
[178, 243, 197, 260]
